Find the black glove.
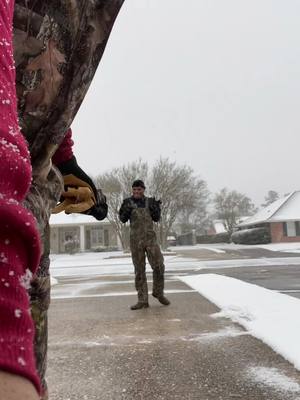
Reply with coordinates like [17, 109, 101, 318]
[148, 197, 161, 209]
[124, 198, 135, 209]
[119, 198, 135, 223]
[53, 156, 108, 221]
[148, 197, 161, 222]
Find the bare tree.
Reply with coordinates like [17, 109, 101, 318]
[96, 158, 209, 250]
[176, 179, 210, 235]
[214, 188, 257, 234]
[95, 160, 148, 250]
[261, 190, 280, 208]
[149, 158, 209, 248]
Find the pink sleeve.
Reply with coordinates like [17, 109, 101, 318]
[0, 0, 41, 393]
[52, 128, 74, 166]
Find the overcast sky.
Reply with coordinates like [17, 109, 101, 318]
[72, 0, 300, 206]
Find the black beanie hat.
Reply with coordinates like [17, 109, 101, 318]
[132, 179, 145, 189]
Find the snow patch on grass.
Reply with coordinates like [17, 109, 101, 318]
[50, 251, 300, 278]
[180, 273, 300, 371]
[259, 242, 300, 253]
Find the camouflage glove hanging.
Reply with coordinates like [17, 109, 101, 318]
[53, 156, 108, 220]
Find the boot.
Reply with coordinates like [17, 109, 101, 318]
[152, 293, 170, 306]
[130, 302, 149, 310]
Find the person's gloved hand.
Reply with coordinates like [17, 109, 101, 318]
[53, 156, 108, 221]
[148, 197, 161, 222]
[123, 198, 135, 212]
[148, 197, 161, 211]
[119, 198, 135, 223]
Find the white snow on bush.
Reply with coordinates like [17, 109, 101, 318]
[180, 273, 300, 371]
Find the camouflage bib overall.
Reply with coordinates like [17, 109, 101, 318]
[130, 198, 165, 304]
[13, 2, 124, 397]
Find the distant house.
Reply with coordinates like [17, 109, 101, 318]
[238, 191, 300, 243]
[50, 213, 120, 254]
[209, 217, 250, 235]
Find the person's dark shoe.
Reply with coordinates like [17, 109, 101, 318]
[130, 302, 149, 310]
[152, 293, 170, 306]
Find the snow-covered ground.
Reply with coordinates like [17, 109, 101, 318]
[180, 273, 300, 372]
[247, 366, 300, 394]
[259, 242, 300, 253]
[50, 277, 58, 286]
[50, 251, 300, 279]
[50, 241, 300, 278]
[49, 250, 300, 393]
[169, 244, 226, 253]
[171, 242, 300, 253]
[50, 252, 198, 277]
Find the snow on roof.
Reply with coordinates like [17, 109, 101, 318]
[214, 217, 248, 233]
[213, 220, 227, 234]
[239, 191, 299, 227]
[50, 212, 109, 226]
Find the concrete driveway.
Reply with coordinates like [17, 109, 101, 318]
[47, 246, 300, 399]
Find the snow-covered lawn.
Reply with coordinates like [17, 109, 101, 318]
[259, 242, 300, 253]
[50, 251, 300, 279]
[169, 244, 226, 253]
[171, 242, 300, 253]
[180, 273, 300, 371]
[50, 252, 198, 278]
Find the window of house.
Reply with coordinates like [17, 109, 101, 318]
[284, 221, 298, 237]
[283, 222, 287, 236]
[61, 228, 79, 253]
[64, 229, 78, 243]
[296, 221, 300, 236]
[85, 230, 91, 250]
[104, 229, 109, 247]
[91, 228, 104, 247]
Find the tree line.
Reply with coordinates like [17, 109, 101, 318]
[95, 158, 281, 249]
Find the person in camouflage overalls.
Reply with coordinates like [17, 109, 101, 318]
[13, 1, 125, 398]
[119, 180, 170, 310]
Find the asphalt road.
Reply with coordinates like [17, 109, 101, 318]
[175, 246, 300, 299]
[47, 245, 300, 399]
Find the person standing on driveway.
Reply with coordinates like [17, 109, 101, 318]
[119, 180, 170, 310]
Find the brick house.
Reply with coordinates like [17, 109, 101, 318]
[238, 191, 300, 243]
[50, 213, 120, 254]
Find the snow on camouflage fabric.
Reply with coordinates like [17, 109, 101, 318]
[13, 1, 124, 393]
[13, 0, 125, 171]
[0, 0, 41, 392]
